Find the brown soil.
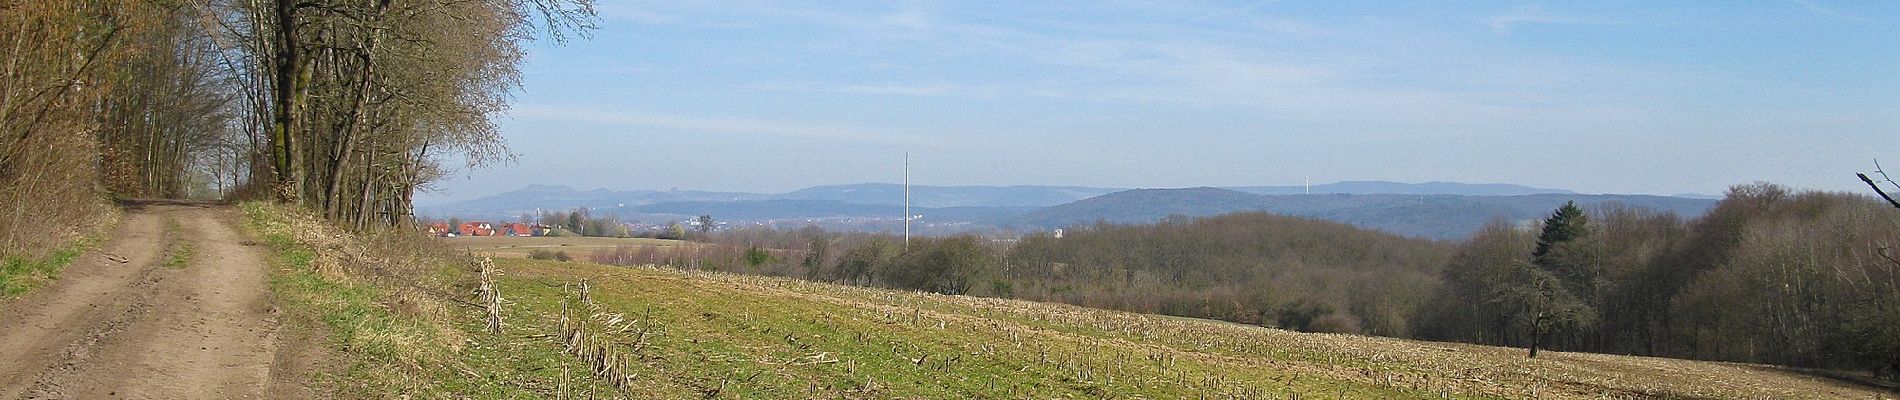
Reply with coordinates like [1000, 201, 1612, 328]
[0, 203, 319, 399]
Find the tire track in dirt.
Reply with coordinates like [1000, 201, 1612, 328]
[0, 208, 167, 399]
[0, 203, 296, 399]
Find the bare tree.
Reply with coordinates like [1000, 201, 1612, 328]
[212, 0, 596, 227]
[1859, 160, 1900, 210]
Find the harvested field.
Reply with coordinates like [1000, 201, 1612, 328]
[446, 235, 693, 260]
[472, 257, 1897, 399]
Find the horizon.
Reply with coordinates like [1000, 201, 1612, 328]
[420, 178, 1816, 207]
[416, 179, 1748, 207]
[419, 1, 1900, 206]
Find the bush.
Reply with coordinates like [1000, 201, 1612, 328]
[528, 249, 571, 262]
[1307, 313, 1365, 334]
[743, 245, 771, 267]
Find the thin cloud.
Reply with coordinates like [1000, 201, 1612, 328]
[1790, 0, 1868, 22]
[835, 84, 958, 97]
[448, 1, 1897, 199]
[1486, 5, 1624, 33]
[708, 3, 1665, 128]
[595, 3, 678, 24]
[750, 82, 1000, 98]
[508, 105, 942, 147]
[1183, 1, 1279, 25]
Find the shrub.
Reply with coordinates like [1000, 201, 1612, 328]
[528, 249, 572, 262]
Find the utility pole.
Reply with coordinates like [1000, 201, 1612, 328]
[904, 153, 910, 247]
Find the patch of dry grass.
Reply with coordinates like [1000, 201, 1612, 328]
[242, 202, 505, 396]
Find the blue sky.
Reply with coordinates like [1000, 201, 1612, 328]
[420, 1, 1900, 205]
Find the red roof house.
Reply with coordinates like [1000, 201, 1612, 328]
[459, 221, 496, 236]
[427, 222, 451, 236]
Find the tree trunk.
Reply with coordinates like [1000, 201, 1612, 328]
[269, 0, 306, 203]
[323, 47, 374, 219]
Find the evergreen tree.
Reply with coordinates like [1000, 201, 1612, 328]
[1517, 201, 1597, 357]
[744, 245, 772, 268]
[1533, 201, 1589, 264]
[567, 208, 586, 234]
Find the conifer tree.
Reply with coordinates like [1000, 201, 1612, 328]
[1518, 201, 1597, 357]
[1534, 202, 1589, 264]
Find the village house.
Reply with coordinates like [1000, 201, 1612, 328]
[459, 221, 496, 236]
[426, 222, 451, 237]
[499, 223, 535, 237]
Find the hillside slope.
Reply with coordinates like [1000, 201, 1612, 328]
[772, 183, 1124, 207]
[1229, 181, 1574, 196]
[417, 182, 1655, 238]
[475, 258, 1888, 399]
[1012, 187, 1271, 226]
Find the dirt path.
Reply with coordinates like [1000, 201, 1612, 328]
[0, 203, 305, 399]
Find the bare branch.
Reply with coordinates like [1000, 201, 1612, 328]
[1879, 246, 1900, 269]
[1860, 172, 1900, 210]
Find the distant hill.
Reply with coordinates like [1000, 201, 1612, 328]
[770, 183, 1122, 208]
[1229, 181, 1574, 196]
[418, 185, 769, 219]
[422, 184, 1113, 220]
[424, 181, 1585, 219]
[636, 200, 900, 220]
[633, 199, 1030, 221]
[1011, 187, 1271, 225]
[1012, 190, 1717, 239]
[417, 181, 1717, 239]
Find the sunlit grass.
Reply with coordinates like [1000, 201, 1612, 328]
[0, 232, 104, 301]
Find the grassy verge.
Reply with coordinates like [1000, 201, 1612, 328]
[0, 217, 114, 302]
[239, 201, 615, 398]
[0, 241, 92, 299]
[242, 202, 546, 397]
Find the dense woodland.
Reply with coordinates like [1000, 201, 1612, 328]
[594, 183, 1900, 376]
[0, 0, 593, 258]
[593, 215, 1449, 336]
[1419, 183, 1900, 372]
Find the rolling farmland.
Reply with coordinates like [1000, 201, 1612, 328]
[469, 258, 1893, 399]
[447, 236, 694, 260]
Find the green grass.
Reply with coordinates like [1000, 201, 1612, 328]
[246, 203, 452, 394]
[0, 234, 103, 301]
[242, 202, 591, 398]
[161, 218, 189, 269]
[164, 241, 193, 269]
